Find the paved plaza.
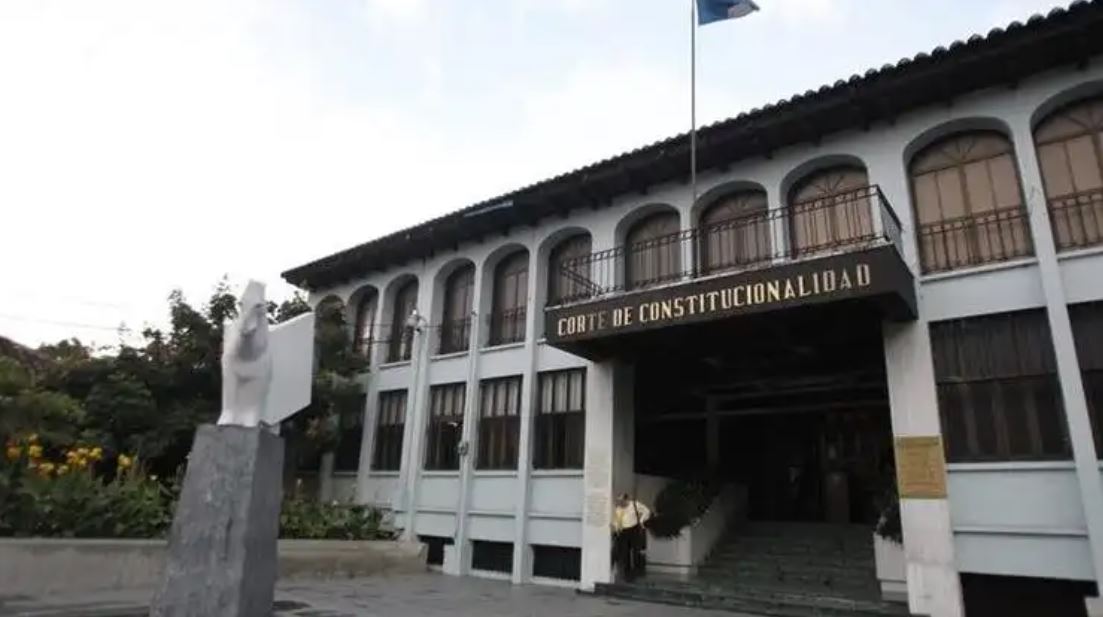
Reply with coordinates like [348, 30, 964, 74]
[0, 573, 759, 617]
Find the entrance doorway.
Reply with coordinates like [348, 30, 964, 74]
[633, 302, 895, 525]
[722, 407, 891, 523]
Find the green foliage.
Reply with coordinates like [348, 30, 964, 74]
[0, 356, 30, 396]
[83, 372, 158, 456]
[645, 476, 723, 539]
[280, 492, 391, 540]
[874, 484, 903, 544]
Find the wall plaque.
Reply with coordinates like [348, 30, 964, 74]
[895, 436, 948, 499]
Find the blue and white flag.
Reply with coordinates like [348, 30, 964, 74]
[696, 0, 759, 25]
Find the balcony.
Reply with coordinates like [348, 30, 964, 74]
[1049, 188, 1103, 252]
[544, 186, 916, 358]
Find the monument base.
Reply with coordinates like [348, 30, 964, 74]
[150, 424, 284, 617]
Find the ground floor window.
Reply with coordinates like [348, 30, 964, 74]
[531, 545, 581, 581]
[961, 574, 1097, 617]
[372, 390, 407, 471]
[1071, 301, 1103, 457]
[930, 309, 1071, 462]
[471, 540, 513, 574]
[418, 535, 453, 567]
[334, 394, 366, 472]
[534, 369, 585, 469]
[477, 376, 522, 470]
[425, 383, 465, 470]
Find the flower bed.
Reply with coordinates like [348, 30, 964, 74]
[2, 433, 389, 540]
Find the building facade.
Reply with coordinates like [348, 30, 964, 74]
[285, 4, 1103, 616]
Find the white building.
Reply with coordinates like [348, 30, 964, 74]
[284, 4, 1103, 616]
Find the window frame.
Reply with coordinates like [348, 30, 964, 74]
[489, 251, 529, 346]
[476, 376, 523, 471]
[424, 382, 466, 471]
[388, 280, 418, 363]
[930, 310, 1071, 463]
[372, 389, 408, 471]
[440, 265, 474, 354]
[909, 131, 1034, 273]
[533, 369, 586, 470]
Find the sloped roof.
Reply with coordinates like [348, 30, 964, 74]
[284, 0, 1103, 290]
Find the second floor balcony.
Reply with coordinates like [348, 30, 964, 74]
[549, 185, 904, 306]
[543, 185, 916, 357]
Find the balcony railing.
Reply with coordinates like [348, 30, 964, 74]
[488, 307, 527, 346]
[438, 317, 471, 354]
[1049, 188, 1103, 252]
[916, 206, 1033, 274]
[548, 185, 901, 307]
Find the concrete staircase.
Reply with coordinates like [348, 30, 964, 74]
[596, 522, 909, 617]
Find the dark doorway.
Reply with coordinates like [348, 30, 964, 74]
[633, 302, 894, 524]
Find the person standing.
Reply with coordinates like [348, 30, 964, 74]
[612, 493, 651, 582]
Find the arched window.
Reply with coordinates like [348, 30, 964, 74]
[1034, 96, 1103, 251]
[352, 290, 378, 362]
[625, 211, 681, 289]
[910, 131, 1033, 273]
[388, 279, 418, 362]
[789, 165, 874, 257]
[699, 189, 770, 273]
[440, 265, 474, 354]
[548, 234, 593, 305]
[489, 251, 529, 345]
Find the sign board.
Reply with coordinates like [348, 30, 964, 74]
[895, 435, 948, 499]
[545, 246, 915, 351]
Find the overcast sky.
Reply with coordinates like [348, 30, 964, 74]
[0, 0, 1069, 349]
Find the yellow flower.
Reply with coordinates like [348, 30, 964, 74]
[89, 447, 103, 461]
[117, 454, 133, 470]
[5, 445, 21, 461]
[37, 462, 55, 476]
[27, 444, 43, 460]
[57, 464, 70, 475]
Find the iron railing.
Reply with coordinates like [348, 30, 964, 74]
[438, 317, 471, 354]
[1049, 188, 1103, 252]
[488, 307, 527, 346]
[548, 185, 901, 306]
[917, 206, 1034, 274]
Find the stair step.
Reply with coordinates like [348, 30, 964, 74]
[595, 582, 908, 617]
[697, 567, 879, 589]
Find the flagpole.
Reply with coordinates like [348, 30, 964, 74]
[690, 0, 698, 207]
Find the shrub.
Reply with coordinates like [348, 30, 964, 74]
[1, 436, 172, 538]
[1, 433, 390, 541]
[645, 475, 723, 539]
[280, 492, 391, 540]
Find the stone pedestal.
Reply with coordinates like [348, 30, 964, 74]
[150, 424, 284, 617]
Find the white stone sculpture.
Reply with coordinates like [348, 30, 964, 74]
[217, 280, 315, 428]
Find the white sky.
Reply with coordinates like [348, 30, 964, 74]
[0, 0, 1069, 349]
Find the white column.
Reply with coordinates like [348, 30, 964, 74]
[401, 276, 436, 540]
[1010, 117, 1103, 600]
[883, 321, 964, 617]
[511, 241, 541, 583]
[318, 452, 335, 502]
[765, 177, 790, 264]
[873, 150, 964, 617]
[579, 360, 634, 590]
[452, 263, 485, 575]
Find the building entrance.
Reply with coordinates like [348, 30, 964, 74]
[633, 303, 895, 525]
[621, 304, 902, 613]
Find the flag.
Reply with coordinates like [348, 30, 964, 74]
[696, 0, 759, 25]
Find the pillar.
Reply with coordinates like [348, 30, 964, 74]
[1009, 116, 1103, 613]
[883, 321, 964, 617]
[579, 360, 634, 590]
